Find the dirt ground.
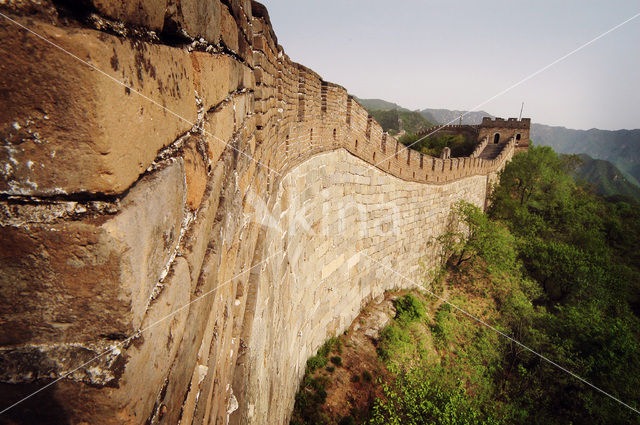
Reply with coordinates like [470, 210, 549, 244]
[306, 292, 399, 421]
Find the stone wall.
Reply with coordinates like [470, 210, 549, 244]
[0, 1, 518, 424]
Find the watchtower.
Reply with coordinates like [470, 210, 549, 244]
[478, 117, 530, 151]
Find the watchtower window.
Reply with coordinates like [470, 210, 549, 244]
[493, 133, 500, 144]
[516, 133, 521, 140]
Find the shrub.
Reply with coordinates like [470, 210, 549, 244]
[330, 356, 342, 367]
[362, 370, 373, 382]
[431, 303, 453, 347]
[394, 294, 425, 324]
[369, 369, 503, 425]
[377, 324, 412, 361]
[306, 354, 328, 373]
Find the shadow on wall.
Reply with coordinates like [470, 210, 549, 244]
[0, 382, 70, 425]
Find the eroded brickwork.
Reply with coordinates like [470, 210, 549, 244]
[0, 1, 519, 424]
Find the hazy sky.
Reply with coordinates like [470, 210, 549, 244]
[260, 1, 640, 130]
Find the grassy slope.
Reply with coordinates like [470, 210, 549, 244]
[290, 274, 507, 425]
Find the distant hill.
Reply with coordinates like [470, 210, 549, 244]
[366, 109, 433, 135]
[531, 124, 640, 185]
[571, 154, 640, 201]
[355, 101, 494, 126]
[419, 108, 494, 126]
[353, 97, 408, 111]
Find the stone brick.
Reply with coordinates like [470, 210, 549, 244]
[184, 138, 208, 210]
[181, 161, 225, 288]
[0, 21, 196, 195]
[175, 0, 221, 42]
[0, 161, 186, 346]
[90, 0, 168, 31]
[192, 52, 244, 111]
[203, 99, 236, 165]
[220, 5, 240, 52]
[112, 256, 191, 422]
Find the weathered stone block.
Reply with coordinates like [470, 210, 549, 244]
[183, 138, 208, 210]
[0, 161, 186, 347]
[175, 0, 221, 42]
[90, 0, 168, 31]
[112, 256, 191, 422]
[192, 52, 245, 111]
[0, 20, 196, 195]
[203, 100, 236, 165]
[220, 5, 240, 52]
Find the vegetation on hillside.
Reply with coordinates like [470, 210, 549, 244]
[354, 97, 407, 112]
[366, 109, 433, 136]
[530, 123, 640, 184]
[419, 108, 493, 126]
[360, 101, 479, 158]
[570, 153, 640, 201]
[399, 132, 476, 158]
[290, 145, 640, 425]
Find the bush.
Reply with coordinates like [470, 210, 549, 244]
[394, 294, 425, 324]
[431, 303, 452, 342]
[291, 376, 329, 425]
[369, 369, 503, 425]
[362, 370, 373, 382]
[306, 354, 328, 373]
[330, 356, 343, 367]
[377, 324, 412, 361]
[318, 337, 341, 357]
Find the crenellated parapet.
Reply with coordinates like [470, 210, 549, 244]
[0, 1, 523, 425]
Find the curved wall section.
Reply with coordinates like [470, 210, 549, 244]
[0, 1, 517, 424]
[234, 149, 491, 424]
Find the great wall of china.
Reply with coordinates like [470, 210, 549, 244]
[0, 1, 529, 424]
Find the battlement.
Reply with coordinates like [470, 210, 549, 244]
[481, 116, 531, 128]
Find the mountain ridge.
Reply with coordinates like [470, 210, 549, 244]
[355, 97, 640, 198]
